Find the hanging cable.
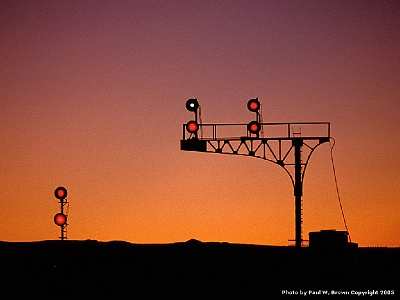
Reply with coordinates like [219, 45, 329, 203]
[330, 137, 352, 242]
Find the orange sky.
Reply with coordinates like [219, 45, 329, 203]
[1, 0, 399, 247]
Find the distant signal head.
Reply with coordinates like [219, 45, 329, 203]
[247, 98, 260, 112]
[54, 187, 67, 200]
[186, 98, 199, 112]
[186, 120, 199, 134]
[54, 213, 67, 226]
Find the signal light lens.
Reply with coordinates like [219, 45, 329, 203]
[186, 121, 199, 133]
[55, 187, 67, 200]
[248, 121, 261, 134]
[186, 98, 199, 112]
[54, 213, 67, 226]
[247, 98, 260, 112]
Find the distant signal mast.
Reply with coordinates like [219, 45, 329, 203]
[54, 186, 69, 240]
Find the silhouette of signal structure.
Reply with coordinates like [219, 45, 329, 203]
[181, 98, 330, 248]
[54, 186, 69, 240]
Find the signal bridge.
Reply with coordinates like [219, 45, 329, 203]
[181, 98, 331, 248]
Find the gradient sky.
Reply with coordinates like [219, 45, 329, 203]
[1, 0, 399, 247]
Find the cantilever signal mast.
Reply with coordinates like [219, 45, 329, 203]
[180, 98, 330, 248]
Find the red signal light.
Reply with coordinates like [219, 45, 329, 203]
[247, 98, 260, 112]
[54, 213, 67, 226]
[186, 120, 199, 133]
[248, 121, 261, 134]
[54, 187, 67, 200]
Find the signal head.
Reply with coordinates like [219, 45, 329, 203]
[54, 187, 67, 200]
[54, 213, 67, 226]
[186, 120, 199, 134]
[247, 121, 261, 134]
[247, 98, 260, 112]
[186, 98, 199, 112]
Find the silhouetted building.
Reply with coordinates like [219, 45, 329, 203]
[309, 230, 358, 250]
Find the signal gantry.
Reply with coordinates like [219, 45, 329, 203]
[180, 98, 330, 248]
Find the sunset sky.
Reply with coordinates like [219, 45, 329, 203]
[1, 0, 399, 247]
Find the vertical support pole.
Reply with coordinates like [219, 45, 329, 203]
[60, 199, 65, 240]
[59, 199, 68, 241]
[194, 109, 198, 139]
[293, 138, 303, 248]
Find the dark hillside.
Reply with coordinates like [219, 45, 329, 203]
[1, 240, 398, 299]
